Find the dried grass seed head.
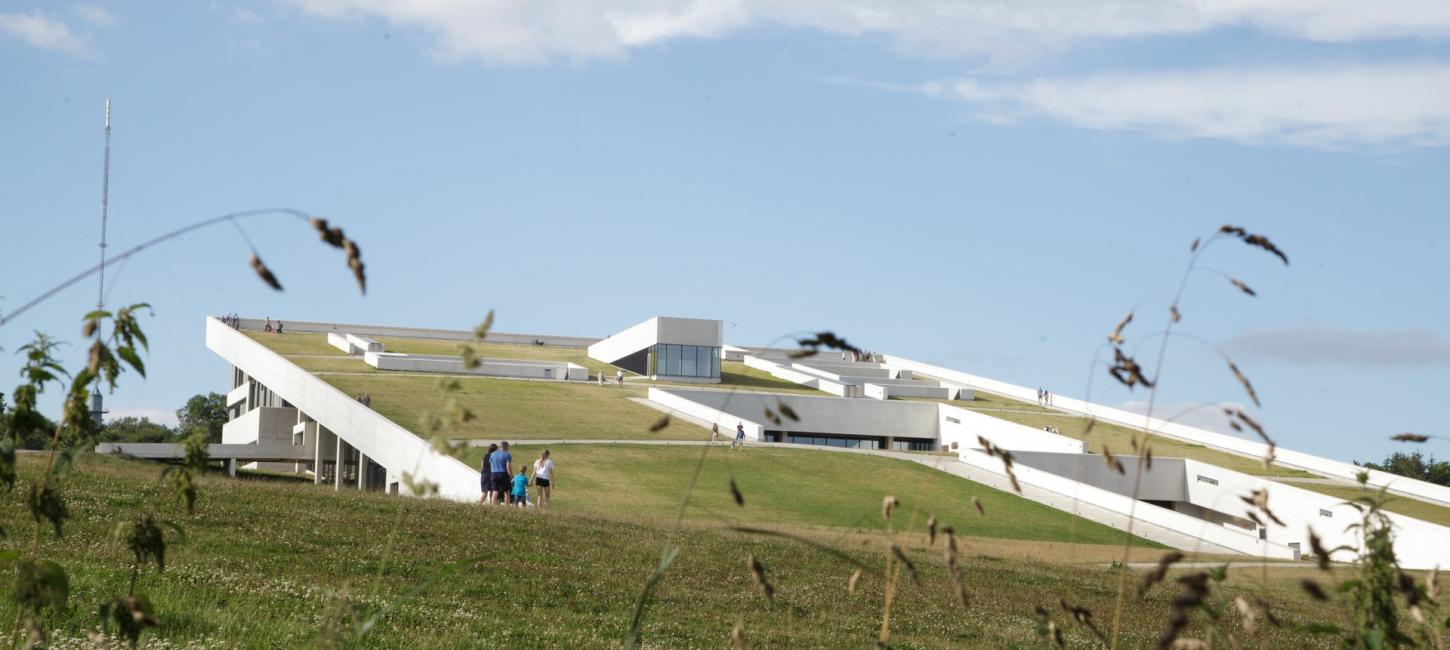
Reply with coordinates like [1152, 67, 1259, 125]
[249, 254, 283, 291]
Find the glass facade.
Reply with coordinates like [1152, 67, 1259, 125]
[891, 439, 937, 452]
[650, 344, 721, 379]
[788, 435, 880, 450]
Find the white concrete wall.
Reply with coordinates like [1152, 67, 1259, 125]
[793, 363, 895, 380]
[327, 332, 352, 354]
[743, 355, 858, 397]
[221, 406, 298, 445]
[957, 448, 1299, 560]
[1013, 452, 1190, 502]
[363, 352, 581, 381]
[234, 317, 597, 348]
[208, 317, 481, 501]
[226, 382, 248, 408]
[647, 387, 767, 440]
[884, 354, 1450, 508]
[721, 345, 749, 362]
[939, 404, 1085, 454]
[864, 383, 951, 400]
[651, 387, 939, 439]
[346, 334, 382, 354]
[1180, 459, 1450, 569]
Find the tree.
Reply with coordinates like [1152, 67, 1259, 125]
[98, 416, 176, 443]
[1, 390, 58, 450]
[1357, 451, 1450, 487]
[176, 392, 227, 443]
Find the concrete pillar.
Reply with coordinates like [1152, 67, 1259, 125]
[313, 427, 325, 485]
[357, 453, 368, 491]
[334, 435, 345, 491]
[226, 458, 237, 478]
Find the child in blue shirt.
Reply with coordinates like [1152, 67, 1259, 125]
[511, 467, 530, 507]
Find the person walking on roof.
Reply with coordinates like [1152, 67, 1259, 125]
[490, 441, 514, 505]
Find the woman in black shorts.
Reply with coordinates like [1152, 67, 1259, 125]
[532, 449, 555, 511]
[479, 443, 498, 504]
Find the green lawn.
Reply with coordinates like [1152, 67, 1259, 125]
[467, 444, 1158, 546]
[250, 332, 817, 393]
[0, 454, 1344, 648]
[931, 391, 1318, 479]
[241, 332, 820, 442]
[320, 373, 702, 440]
[1299, 484, 1450, 527]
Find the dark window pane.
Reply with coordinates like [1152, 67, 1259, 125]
[680, 345, 696, 376]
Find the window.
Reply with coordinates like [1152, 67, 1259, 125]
[680, 344, 697, 376]
[945, 416, 961, 424]
[787, 435, 878, 450]
[892, 439, 936, 452]
[1319, 509, 1333, 518]
[1196, 475, 1219, 486]
[651, 344, 722, 379]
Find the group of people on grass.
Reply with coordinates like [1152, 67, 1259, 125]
[597, 369, 625, 387]
[1036, 387, 1053, 406]
[264, 317, 285, 334]
[479, 441, 555, 510]
[220, 313, 242, 328]
[711, 422, 748, 450]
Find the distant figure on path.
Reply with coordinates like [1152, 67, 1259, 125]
[264, 318, 274, 333]
[276, 320, 285, 334]
[511, 466, 530, 508]
[733, 422, 745, 450]
[615, 370, 624, 387]
[490, 441, 514, 505]
[480, 443, 498, 505]
[598, 370, 606, 387]
[533, 450, 554, 511]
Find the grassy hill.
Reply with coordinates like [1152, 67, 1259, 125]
[469, 444, 1154, 547]
[0, 454, 1342, 648]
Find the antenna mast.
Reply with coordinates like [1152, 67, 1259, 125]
[97, 98, 112, 312]
[91, 98, 112, 424]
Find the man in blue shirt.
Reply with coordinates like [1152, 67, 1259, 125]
[489, 441, 514, 504]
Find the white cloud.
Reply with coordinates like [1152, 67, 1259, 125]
[1224, 326, 1450, 367]
[227, 6, 267, 25]
[1117, 400, 1249, 437]
[0, 10, 97, 59]
[285, 0, 1450, 64]
[925, 65, 1450, 148]
[75, 5, 119, 27]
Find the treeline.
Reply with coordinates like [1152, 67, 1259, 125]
[0, 391, 226, 449]
[1356, 450, 1450, 487]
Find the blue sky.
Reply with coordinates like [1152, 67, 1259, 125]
[1, 1, 1447, 463]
